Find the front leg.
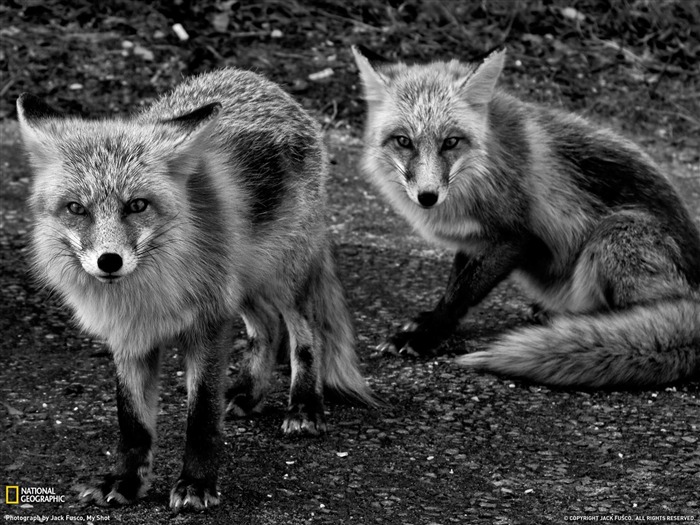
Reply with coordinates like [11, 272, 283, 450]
[380, 242, 524, 356]
[79, 347, 161, 506]
[170, 323, 230, 513]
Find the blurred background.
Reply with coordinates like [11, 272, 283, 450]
[1, 0, 699, 151]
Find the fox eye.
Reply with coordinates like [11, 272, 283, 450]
[127, 198, 149, 213]
[442, 137, 461, 150]
[67, 202, 87, 215]
[395, 135, 413, 149]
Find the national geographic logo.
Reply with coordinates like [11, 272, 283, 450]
[4, 486, 66, 504]
[5, 487, 18, 505]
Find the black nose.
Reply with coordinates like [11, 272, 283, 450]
[417, 192, 438, 208]
[97, 253, 123, 274]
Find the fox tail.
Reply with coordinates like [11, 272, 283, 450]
[311, 249, 380, 406]
[456, 298, 700, 388]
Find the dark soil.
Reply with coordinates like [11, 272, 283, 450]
[2, 0, 700, 149]
[1, 1, 699, 524]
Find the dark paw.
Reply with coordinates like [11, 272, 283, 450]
[375, 311, 455, 357]
[225, 381, 265, 417]
[169, 477, 220, 513]
[225, 392, 264, 417]
[528, 303, 553, 325]
[282, 404, 327, 436]
[77, 473, 148, 506]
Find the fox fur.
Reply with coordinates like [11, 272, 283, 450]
[17, 68, 374, 511]
[352, 45, 700, 388]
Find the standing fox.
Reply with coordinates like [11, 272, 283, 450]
[352, 46, 700, 387]
[17, 68, 374, 511]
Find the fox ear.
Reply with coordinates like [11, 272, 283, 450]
[16, 94, 63, 169]
[17, 93, 64, 123]
[354, 45, 390, 65]
[163, 102, 222, 176]
[164, 102, 222, 146]
[352, 45, 389, 103]
[164, 102, 221, 131]
[459, 47, 506, 108]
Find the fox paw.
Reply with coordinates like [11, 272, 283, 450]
[225, 392, 265, 418]
[225, 379, 266, 417]
[169, 477, 220, 513]
[282, 404, 327, 436]
[77, 473, 147, 506]
[376, 311, 454, 357]
[528, 303, 553, 325]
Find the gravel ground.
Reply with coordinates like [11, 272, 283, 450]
[1, 120, 699, 524]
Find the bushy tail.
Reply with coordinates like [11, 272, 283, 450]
[312, 250, 380, 407]
[456, 299, 700, 388]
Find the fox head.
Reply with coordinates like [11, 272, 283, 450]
[352, 46, 505, 209]
[16, 94, 221, 286]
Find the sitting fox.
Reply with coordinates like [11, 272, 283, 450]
[18, 68, 374, 511]
[352, 45, 700, 388]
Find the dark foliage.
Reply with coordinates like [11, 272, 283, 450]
[1, 0, 699, 147]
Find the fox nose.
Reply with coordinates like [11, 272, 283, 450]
[97, 253, 123, 274]
[417, 192, 439, 208]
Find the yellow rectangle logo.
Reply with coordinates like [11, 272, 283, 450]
[5, 485, 19, 504]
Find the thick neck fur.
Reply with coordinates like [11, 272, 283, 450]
[363, 80, 672, 277]
[27, 134, 247, 355]
[361, 88, 534, 250]
[364, 79, 696, 280]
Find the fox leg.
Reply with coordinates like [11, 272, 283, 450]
[281, 309, 326, 435]
[170, 323, 230, 512]
[381, 243, 523, 356]
[226, 298, 281, 416]
[78, 347, 161, 506]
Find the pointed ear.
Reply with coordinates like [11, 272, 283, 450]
[459, 47, 506, 108]
[355, 45, 390, 65]
[163, 102, 221, 130]
[162, 102, 222, 147]
[162, 102, 222, 176]
[351, 45, 389, 104]
[17, 93, 64, 123]
[16, 94, 64, 169]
